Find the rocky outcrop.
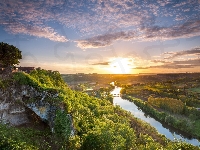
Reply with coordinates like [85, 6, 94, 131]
[0, 83, 74, 135]
[0, 99, 28, 125]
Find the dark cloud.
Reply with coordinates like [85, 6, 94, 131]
[76, 31, 136, 48]
[77, 19, 200, 49]
[151, 60, 169, 63]
[173, 58, 200, 65]
[142, 20, 200, 40]
[136, 46, 200, 70]
[165, 47, 200, 59]
[91, 62, 110, 65]
[134, 67, 149, 69]
[136, 58, 200, 70]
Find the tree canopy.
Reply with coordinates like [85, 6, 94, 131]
[0, 42, 22, 67]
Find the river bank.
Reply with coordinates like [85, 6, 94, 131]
[123, 95, 200, 140]
[111, 87, 200, 146]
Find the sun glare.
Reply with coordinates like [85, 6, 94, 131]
[109, 57, 133, 74]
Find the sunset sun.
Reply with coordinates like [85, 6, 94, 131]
[109, 58, 133, 74]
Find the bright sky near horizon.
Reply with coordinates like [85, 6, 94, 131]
[0, 0, 200, 74]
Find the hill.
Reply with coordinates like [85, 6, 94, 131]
[0, 69, 199, 149]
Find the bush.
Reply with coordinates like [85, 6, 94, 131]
[54, 110, 71, 141]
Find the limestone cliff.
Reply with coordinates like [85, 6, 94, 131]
[0, 83, 74, 135]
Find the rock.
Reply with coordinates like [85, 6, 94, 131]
[0, 84, 57, 129]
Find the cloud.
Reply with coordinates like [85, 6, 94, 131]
[136, 57, 200, 70]
[135, 59, 200, 69]
[173, 58, 200, 66]
[153, 59, 200, 69]
[91, 62, 110, 65]
[0, 0, 200, 45]
[0, 0, 67, 42]
[165, 47, 200, 59]
[141, 20, 200, 41]
[5, 23, 68, 42]
[134, 67, 149, 69]
[151, 60, 169, 64]
[76, 19, 200, 49]
[134, 46, 200, 70]
[76, 31, 136, 49]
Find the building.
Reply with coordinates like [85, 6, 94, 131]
[17, 67, 35, 73]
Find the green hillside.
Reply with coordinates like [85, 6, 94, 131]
[0, 69, 199, 149]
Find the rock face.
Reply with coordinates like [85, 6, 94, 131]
[0, 99, 28, 125]
[0, 84, 72, 134]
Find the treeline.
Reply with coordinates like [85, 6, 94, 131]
[148, 97, 185, 114]
[148, 97, 200, 120]
[0, 70, 199, 149]
[120, 78, 200, 108]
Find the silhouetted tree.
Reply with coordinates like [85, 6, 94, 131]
[0, 42, 22, 67]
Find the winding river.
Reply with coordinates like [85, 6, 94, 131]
[111, 86, 200, 146]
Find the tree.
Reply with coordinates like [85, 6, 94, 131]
[120, 88, 126, 94]
[0, 42, 22, 67]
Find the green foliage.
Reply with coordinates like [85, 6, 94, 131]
[29, 69, 66, 88]
[148, 97, 184, 114]
[183, 106, 200, 120]
[0, 78, 5, 89]
[94, 87, 114, 103]
[67, 136, 81, 150]
[0, 124, 51, 150]
[3, 69, 200, 149]
[166, 140, 199, 150]
[81, 119, 136, 150]
[13, 72, 39, 87]
[0, 137, 37, 150]
[54, 110, 71, 141]
[120, 88, 126, 94]
[136, 134, 162, 149]
[13, 69, 68, 92]
[0, 78, 13, 89]
[0, 42, 22, 67]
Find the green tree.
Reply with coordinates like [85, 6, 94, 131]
[120, 88, 126, 94]
[0, 42, 22, 67]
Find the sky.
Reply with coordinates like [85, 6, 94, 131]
[0, 0, 200, 74]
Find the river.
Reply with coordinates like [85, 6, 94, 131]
[111, 86, 200, 146]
